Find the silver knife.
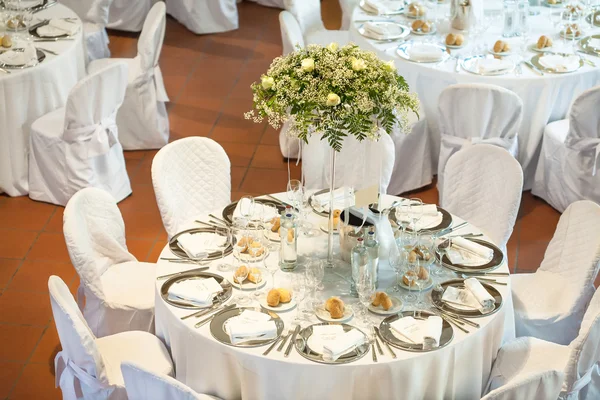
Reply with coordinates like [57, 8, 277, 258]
[34, 38, 75, 42]
[180, 295, 228, 320]
[28, 19, 49, 31]
[372, 327, 383, 355]
[262, 336, 282, 356]
[434, 305, 480, 328]
[577, 49, 599, 58]
[284, 325, 301, 357]
[156, 266, 209, 280]
[374, 326, 396, 358]
[0, 67, 10, 74]
[432, 309, 469, 334]
[277, 331, 291, 351]
[523, 61, 544, 76]
[194, 304, 236, 328]
[36, 47, 58, 55]
[372, 342, 378, 362]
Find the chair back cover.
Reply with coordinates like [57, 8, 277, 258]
[62, 62, 128, 157]
[138, 1, 166, 74]
[442, 145, 523, 252]
[284, 0, 325, 37]
[49, 275, 109, 399]
[60, 0, 113, 25]
[437, 84, 523, 201]
[152, 137, 232, 239]
[302, 133, 396, 194]
[279, 11, 305, 55]
[565, 86, 600, 176]
[481, 369, 564, 400]
[122, 362, 215, 400]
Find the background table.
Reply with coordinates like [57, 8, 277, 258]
[0, 4, 86, 196]
[351, 2, 600, 189]
[155, 193, 514, 400]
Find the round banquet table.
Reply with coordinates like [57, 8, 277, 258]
[350, 3, 600, 189]
[155, 193, 515, 400]
[0, 4, 86, 196]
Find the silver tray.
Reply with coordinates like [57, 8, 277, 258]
[436, 238, 504, 273]
[530, 53, 583, 74]
[396, 41, 449, 64]
[160, 271, 232, 309]
[357, 21, 410, 42]
[388, 205, 452, 234]
[461, 55, 515, 76]
[0, 48, 45, 69]
[210, 307, 284, 348]
[222, 198, 286, 226]
[169, 227, 233, 261]
[294, 323, 370, 364]
[359, 0, 405, 15]
[579, 34, 600, 56]
[379, 310, 454, 352]
[431, 278, 503, 318]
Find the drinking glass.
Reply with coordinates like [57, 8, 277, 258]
[287, 179, 303, 210]
[234, 263, 250, 306]
[388, 245, 403, 292]
[252, 266, 265, 299]
[215, 226, 232, 272]
[299, 187, 320, 237]
[517, 7, 531, 56]
[263, 254, 279, 290]
[395, 200, 411, 235]
[356, 271, 375, 327]
[292, 276, 307, 322]
[238, 195, 255, 229]
[420, 233, 438, 275]
[414, 260, 430, 309]
[402, 258, 419, 304]
[409, 198, 423, 234]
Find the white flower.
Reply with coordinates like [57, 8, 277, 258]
[351, 57, 367, 71]
[327, 42, 339, 52]
[326, 93, 341, 106]
[383, 60, 396, 72]
[301, 58, 315, 72]
[261, 76, 274, 90]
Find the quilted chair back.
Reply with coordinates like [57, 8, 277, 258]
[565, 86, 600, 177]
[442, 145, 523, 253]
[283, 0, 324, 37]
[122, 362, 213, 400]
[137, 1, 167, 72]
[63, 62, 128, 139]
[63, 188, 136, 302]
[437, 84, 523, 202]
[152, 137, 232, 239]
[60, 0, 114, 25]
[302, 133, 396, 194]
[279, 11, 305, 55]
[481, 369, 564, 400]
[49, 276, 107, 393]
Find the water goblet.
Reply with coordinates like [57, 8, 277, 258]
[356, 271, 375, 327]
[215, 226, 232, 272]
[233, 263, 250, 306]
[263, 254, 279, 290]
[402, 259, 419, 304]
[409, 198, 423, 235]
[388, 245, 403, 293]
[291, 276, 307, 322]
[252, 266, 265, 299]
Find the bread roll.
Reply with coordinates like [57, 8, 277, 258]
[446, 33, 456, 45]
[277, 288, 292, 303]
[454, 34, 464, 46]
[267, 289, 280, 307]
[372, 292, 383, 307]
[408, 250, 418, 263]
[1, 35, 12, 48]
[537, 35, 548, 49]
[270, 217, 280, 232]
[421, 22, 431, 33]
[402, 270, 417, 286]
[380, 293, 393, 311]
[248, 267, 262, 283]
[234, 265, 249, 280]
[493, 40, 505, 53]
[412, 20, 424, 31]
[325, 297, 345, 319]
[503, 42, 511, 52]
[418, 266, 429, 281]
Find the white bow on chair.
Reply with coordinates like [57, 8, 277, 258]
[55, 352, 111, 400]
[134, 64, 169, 103]
[63, 111, 119, 158]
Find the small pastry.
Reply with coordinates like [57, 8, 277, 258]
[445, 33, 456, 45]
[454, 34, 464, 46]
[503, 42, 511, 52]
[248, 267, 262, 283]
[418, 266, 429, 281]
[421, 22, 432, 33]
[249, 241, 264, 257]
[493, 40, 505, 53]
[402, 270, 418, 287]
[372, 292, 383, 307]
[267, 289, 280, 307]
[1, 35, 12, 48]
[380, 293, 393, 311]
[270, 216, 280, 232]
[412, 20, 424, 31]
[408, 250, 418, 263]
[277, 288, 292, 303]
[234, 265, 249, 280]
[237, 236, 250, 253]
[325, 297, 345, 319]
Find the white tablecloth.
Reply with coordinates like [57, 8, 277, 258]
[350, 3, 600, 189]
[0, 4, 86, 196]
[155, 193, 514, 400]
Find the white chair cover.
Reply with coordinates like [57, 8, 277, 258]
[49, 275, 174, 400]
[481, 370, 564, 400]
[28, 62, 131, 206]
[166, 0, 239, 34]
[284, 0, 349, 46]
[107, 0, 156, 32]
[339, 0, 358, 30]
[247, 0, 285, 8]
[88, 2, 170, 150]
[302, 133, 396, 194]
[63, 188, 157, 337]
[60, 0, 113, 62]
[512, 200, 600, 345]
[437, 84, 522, 202]
[532, 86, 600, 212]
[121, 362, 220, 400]
[152, 137, 232, 239]
[442, 145, 523, 253]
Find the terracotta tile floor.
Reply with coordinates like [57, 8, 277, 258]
[0, 0, 570, 398]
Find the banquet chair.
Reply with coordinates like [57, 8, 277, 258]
[28, 62, 131, 206]
[481, 369, 564, 400]
[488, 286, 600, 399]
[512, 200, 600, 345]
[532, 86, 600, 212]
[247, 0, 285, 8]
[437, 84, 523, 202]
[302, 133, 396, 194]
[59, 0, 114, 63]
[441, 145, 523, 254]
[152, 137, 232, 239]
[64, 187, 157, 337]
[284, 0, 350, 46]
[166, 0, 239, 34]
[122, 362, 221, 400]
[339, 0, 358, 30]
[107, 0, 157, 32]
[49, 276, 174, 400]
[278, 10, 304, 159]
[88, 1, 169, 150]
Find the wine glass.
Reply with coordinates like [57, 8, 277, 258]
[395, 200, 412, 235]
[299, 186, 320, 237]
[409, 198, 423, 234]
[517, 7, 531, 57]
[414, 260, 430, 309]
[356, 270, 375, 327]
[388, 245, 403, 293]
[215, 226, 231, 272]
[263, 254, 279, 290]
[291, 276, 307, 322]
[402, 257, 419, 304]
[238, 195, 255, 229]
[420, 233, 438, 275]
[252, 266, 265, 299]
[233, 263, 250, 306]
[287, 179, 303, 210]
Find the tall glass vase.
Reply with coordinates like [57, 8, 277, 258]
[326, 148, 336, 267]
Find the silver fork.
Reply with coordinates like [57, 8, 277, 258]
[276, 327, 291, 351]
[370, 333, 378, 362]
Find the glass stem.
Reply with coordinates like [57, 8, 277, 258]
[326, 148, 336, 267]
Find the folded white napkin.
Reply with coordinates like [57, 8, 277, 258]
[477, 58, 512, 73]
[177, 232, 225, 259]
[363, 0, 401, 14]
[464, 278, 495, 310]
[226, 310, 277, 344]
[0, 44, 37, 66]
[233, 200, 279, 222]
[423, 316, 443, 348]
[588, 38, 600, 49]
[397, 204, 442, 230]
[539, 54, 580, 72]
[313, 187, 355, 212]
[390, 316, 443, 346]
[322, 329, 365, 361]
[407, 44, 444, 62]
[445, 237, 493, 266]
[21, 0, 43, 7]
[309, 325, 345, 354]
[442, 278, 494, 313]
[363, 21, 401, 39]
[167, 277, 223, 307]
[37, 19, 79, 37]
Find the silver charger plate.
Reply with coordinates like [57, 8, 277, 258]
[309, 188, 356, 217]
[396, 41, 449, 63]
[586, 12, 600, 27]
[436, 238, 504, 273]
[210, 307, 284, 348]
[222, 198, 286, 226]
[0, 48, 45, 69]
[431, 278, 503, 318]
[29, 20, 74, 38]
[295, 323, 369, 364]
[160, 271, 232, 309]
[357, 21, 410, 42]
[461, 55, 515, 76]
[359, 0, 405, 15]
[169, 227, 233, 261]
[531, 53, 583, 74]
[388, 205, 452, 233]
[379, 310, 454, 352]
[579, 34, 600, 56]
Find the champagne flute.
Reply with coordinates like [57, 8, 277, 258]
[292, 276, 307, 322]
[263, 254, 279, 290]
[409, 198, 423, 235]
[356, 271, 375, 327]
[215, 226, 231, 272]
[388, 245, 403, 293]
[403, 258, 419, 304]
[233, 263, 250, 306]
[252, 266, 265, 299]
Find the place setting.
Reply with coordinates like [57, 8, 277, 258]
[357, 20, 410, 42]
[358, 0, 406, 16]
[29, 17, 79, 39]
[0, 42, 44, 69]
[379, 310, 454, 352]
[209, 307, 284, 348]
[294, 322, 370, 364]
[461, 54, 516, 76]
[160, 271, 233, 310]
[166, 226, 233, 263]
[530, 52, 584, 73]
[579, 34, 600, 56]
[431, 277, 504, 318]
[435, 235, 504, 274]
[396, 40, 449, 63]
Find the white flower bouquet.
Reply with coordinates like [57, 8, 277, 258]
[245, 43, 419, 151]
